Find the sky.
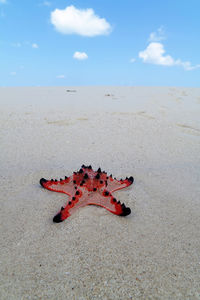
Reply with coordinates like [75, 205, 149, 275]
[0, 0, 200, 86]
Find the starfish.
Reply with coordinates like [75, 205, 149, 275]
[40, 165, 134, 223]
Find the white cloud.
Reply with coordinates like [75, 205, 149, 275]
[11, 42, 22, 48]
[0, 0, 7, 4]
[139, 42, 200, 71]
[38, 1, 51, 7]
[32, 43, 39, 48]
[43, 1, 51, 6]
[10, 71, 16, 76]
[50, 5, 111, 37]
[139, 42, 174, 66]
[130, 58, 136, 63]
[56, 75, 65, 78]
[11, 41, 39, 49]
[148, 26, 166, 42]
[73, 51, 88, 60]
[175, 60, 200, 71]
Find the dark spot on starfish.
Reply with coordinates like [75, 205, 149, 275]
[51, 179, 54, 182]
[95, 173, 100, 179]
[65, 176, 68, 179]
[104, 191, 109, 196]
[88, 165, 92, 169]
[100, 180, 103, 184]
[60, 178, 63, 181]
[55, 179, 58, 182]
[79, 168, 83, 173]
[105, 180, 108, 187]
[84, 173, 88, 179]
[73, 180, 76, 184]
[82, 164, 86, 168]
[61, 206, 64, 211]
[73, 172, 77, 175]
[40, 178, 47, 187]
[72, 197, 76, 200]
[93, 188, 97, 191]
[110, 174, 112, 178]
[76, 191, 80, 195]
[113, 198, 116, 202]
[97, 168, 101, 173]
[74, 186, 77, 189]
[53, 213, 63, 223]
[68, 201, 72, 205]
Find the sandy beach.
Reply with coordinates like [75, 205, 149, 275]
[0, 86, 200, 299]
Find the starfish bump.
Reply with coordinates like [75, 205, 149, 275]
[40, 165, 134, 223]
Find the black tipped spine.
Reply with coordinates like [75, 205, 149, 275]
[120, 206, 131, 217]
[128, 176, 134, 183]
[53, 213, 63, 223]
[95, 173, 100, 179]
[40, 178, 47, 187]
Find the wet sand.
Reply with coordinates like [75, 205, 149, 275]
[0, 86, 200, 299]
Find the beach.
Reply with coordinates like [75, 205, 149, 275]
[0, 86, 200, 299]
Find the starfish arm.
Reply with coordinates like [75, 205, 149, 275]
[88, 192, 131, 216]
[106, 176, 134, 193]
[53, 191, 88, 223]
[40, 177, 75, 196]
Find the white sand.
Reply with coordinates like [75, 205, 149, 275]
[0, 86, 200, 299]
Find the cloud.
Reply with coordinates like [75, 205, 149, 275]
[139, 42, 174, 66]
[42, 1, 51, 6]
[38, 1, 51, 7]
[139, 42, 200, 71]
[56, 75, 65, 78]
[10, 71, 16, 76]
[130, 58, 136, 63]
[11, 42, 22, 48]
[0, 0, 7, 4]
[11, 41, 39, 49]
[73, 51, 88, 60]
[50, 5, 111, 37]
[175, 60, 200, 71]
[148, 26, 166, 42]
[32, 43, 39, 48]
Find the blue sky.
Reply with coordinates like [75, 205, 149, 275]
[0, 0, 200, 86]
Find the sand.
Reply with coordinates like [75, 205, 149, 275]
[0, 86, 200, 299]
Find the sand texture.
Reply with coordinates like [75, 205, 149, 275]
[0, 86, 200, 299]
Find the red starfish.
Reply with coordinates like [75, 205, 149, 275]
[40, 165, 134, 223]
